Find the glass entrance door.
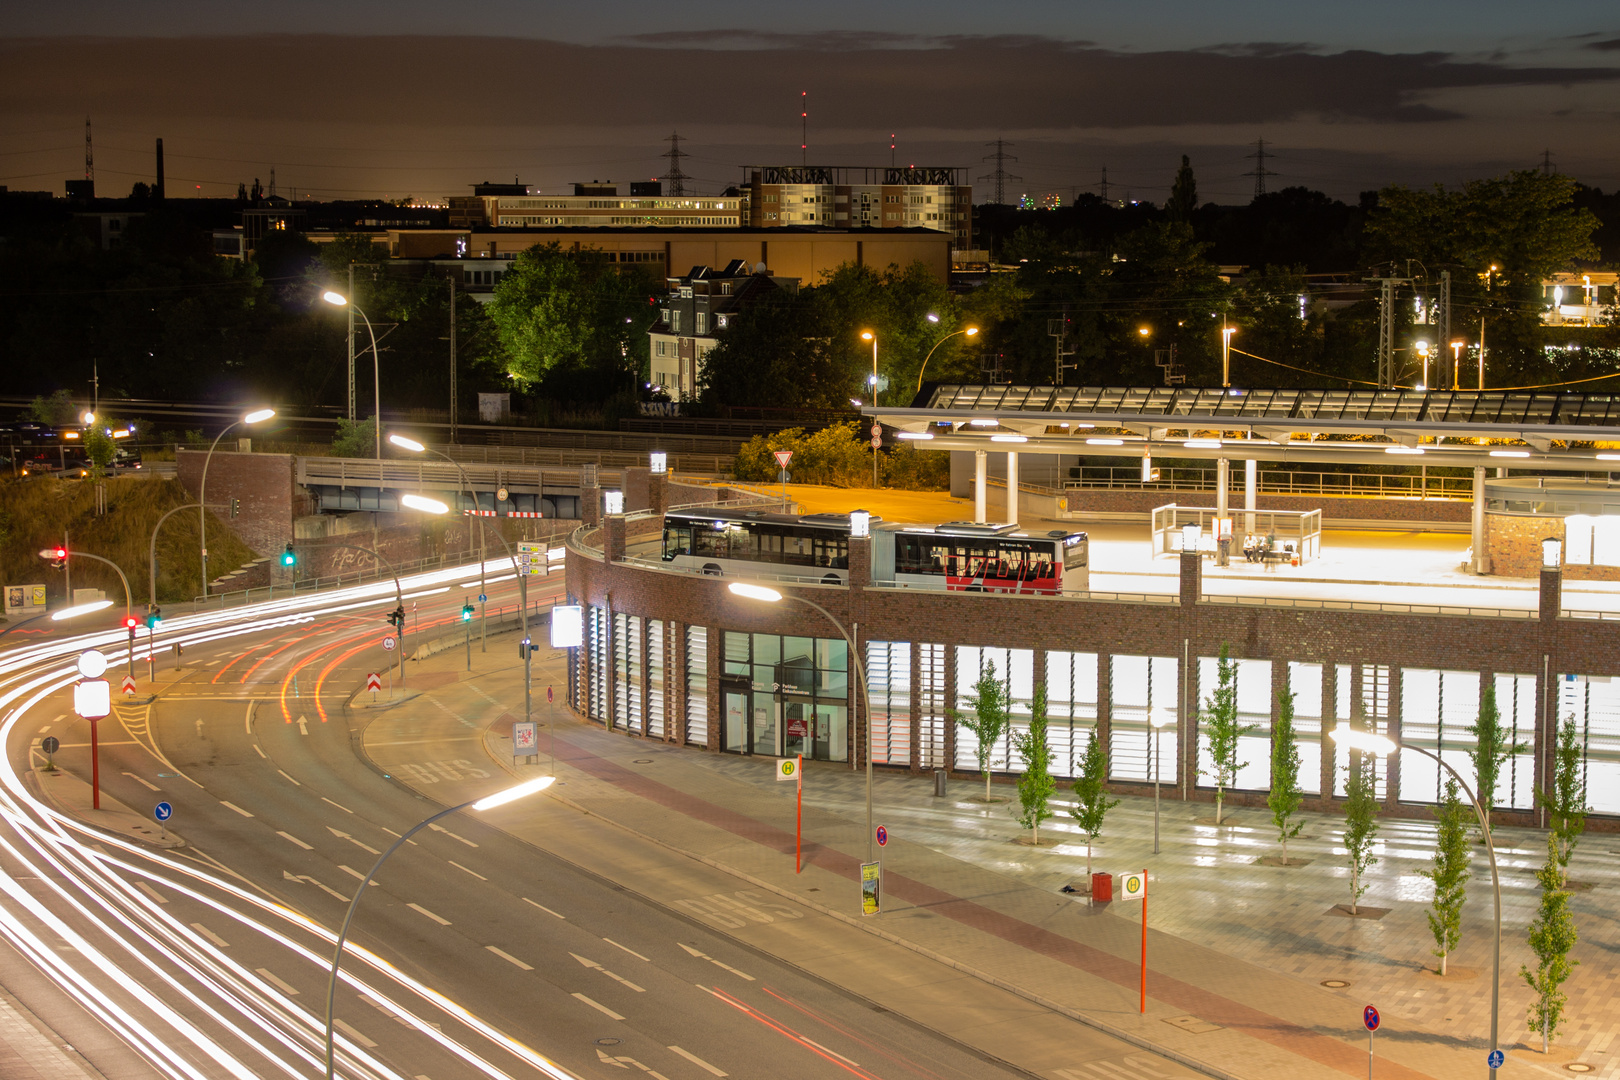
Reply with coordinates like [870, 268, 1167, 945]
[723, 690, 748, 754]
[750, 695, 777, 757]
[782, 698, 813, 760]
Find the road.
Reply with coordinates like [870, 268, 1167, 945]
[2, 556, 1200, 1080]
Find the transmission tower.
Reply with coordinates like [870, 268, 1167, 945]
[1540, 149, 1556, 177]
[1099, 166, 1109, 204]
[84, 116, 94, 183]
[977, 139, 1021, 205]
[1365, 268, 1413, 388]
[659, 132, 691, 196]
[1245, 138, 1277, 199]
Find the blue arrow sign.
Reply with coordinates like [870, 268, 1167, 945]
[478, 594, 487, 603]
[154, 801, 173, 822]
[1487, 1049, 1504, 1069]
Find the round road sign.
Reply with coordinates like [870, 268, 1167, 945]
[1487, 1049, 1504, 1070]
[870, 435, 883, 448]
[876, 825, 888, 847]
[547, 686, 554, 703]
[1363, 1005, 1380, 1032]
[40, 736, 59, 755]
[382, 636, 397, 651]
[478, 593, 487, 603]
[154, 802, 173, 822]
[497, 486, 509, 502]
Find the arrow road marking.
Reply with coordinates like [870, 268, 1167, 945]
[595, 1050, 671, 1080]
[571, 953, 645, 992]
[328, 828, 380, 855]
[282, 871, 347, 902]
[121, 772, 161, 792]
[297, 715, 309, 736]
[678, 943, 754, 982]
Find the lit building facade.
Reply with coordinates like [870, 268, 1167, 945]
[647, 261, 799, 401]
[451, 181, 742, 230]
[744, 166, 972, 250]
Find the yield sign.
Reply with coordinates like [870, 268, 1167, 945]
[365, 672, 382, 693]
[773, 450, 793, 468]
[120, 674, 137, 696]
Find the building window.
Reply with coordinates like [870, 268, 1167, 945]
[696, 312, 708, 334]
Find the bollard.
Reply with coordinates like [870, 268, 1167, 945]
[933, 768, 948, 797]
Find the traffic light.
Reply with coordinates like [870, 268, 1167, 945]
[145, 607, 162, 630]
[281, 543, 296, 567]
[123, 614, 139, 631]
[42, 546, 67, 569]
[229, 497, 241, 518]
[386, 606, 405, 631]
[460, 601, 474, 623]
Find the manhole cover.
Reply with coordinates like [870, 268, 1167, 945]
[596, 1038, 622, 1046]
[1162, 1015, 1221, 1034]
[633, 759, 653, 764]
[1320, 979, 1351, 988]
[1566, 1064, 1595, 1073]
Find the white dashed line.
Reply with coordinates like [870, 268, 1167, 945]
[604, 938, 650, 962]
[253, 744, 267, 758]
[668, 1046, 727, 1076]
[190, 923, 229, 947]
[523, 898, 565, 919]
[338, 865, 377, 885]
[571, 993, 624, 1021]
[429, 823, 477, 847]
[256, 968, 299, 995]
[219, 801, 254, 818]
[276, 831, 313, 850]
[332, 1019, 377, 1048]
[321, 796, 353, 814]
[448, 860, 486, 880]
[407, 903, 450, 926]
[277, 769, 301, 786]
[134, 882, 167, 904]
[120, 772, 161, 792]
[485, 946, 533, 970]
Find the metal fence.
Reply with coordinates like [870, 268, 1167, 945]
[1066, 466, 1476, 500]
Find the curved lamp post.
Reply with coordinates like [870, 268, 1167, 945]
[324, 775, 554, 1080]
[916, 327, 980, 392]
[1330, 723, 1502, 1074]
[40, 548, 134, 674]
[390, 434, 487, 653]
[728, 581, 877, 865]
[322, 291, 382, 461]
[199, 408, 275, 596]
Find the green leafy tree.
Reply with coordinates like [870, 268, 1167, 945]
[331, 416, 377, 458]
[1420, 780, 1470, 975]
[1167, 155, 1198, 222]
[1522, 832, 1579, 1053]
[1199, 644, 1254, 825]
[1466, 681, 1527, 834]
[952, 659, 1010, 803]
[486, 243, 651, 388]
[1536, 715, 1589, 887]
[1267, 684, 1304, 863]
[1342, 732, 1381, 915]
[28, 389, 78, 426]
[732, 423, 873, 487]
[1069, 728, 1120, 881]
[1011, 687, 1056, 844]
[81, 421, 118, 479]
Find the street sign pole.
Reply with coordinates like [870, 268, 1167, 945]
[1364, 1006, 1380, 1080]
[1140, 867, 1148, 1013]
[796, 755, 803, 874]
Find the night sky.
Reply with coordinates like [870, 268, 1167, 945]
[3, 1, 1618, 203]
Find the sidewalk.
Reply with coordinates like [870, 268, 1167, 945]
[381, 644, 1618, 1080]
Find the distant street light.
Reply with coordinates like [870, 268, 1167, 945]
[322, 291, 382, 461]
[392, 434, 488, 652]
[1221, 324, 1237, 388]
[199, 408, 275, 597]
[916, 327, 980, 392]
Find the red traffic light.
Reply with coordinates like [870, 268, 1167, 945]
[123, 615, 139, 629]
[55, 547, 68, 559]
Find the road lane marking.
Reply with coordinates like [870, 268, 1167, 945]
[120, 772, 161, 792]
[572, 953, 646, 992]
[219, 801, 254, 818]
[321, 796, 353, 814]
[190, 923, 229, 947]
[408, 903, 450, 926]
[276, 831, 313, 850]
[283, 871, 347, 901]
[429, 823, 478, 847]
[668, 1047, 727, 1077]
[597, 1050, 672, 1078]
[253, 745, 266, 758]
[277, 769, 301, 786]
[256, 968, 299, 995]
[801, 1037, 860, 1068]
[448, 860, 486, 881]
[328, 828, 380, 854]
[485, 946, 533, 970]
[678, 943, 754, 981]
[332, 1019, 377, 1048]
[134, 882, 167, 904]
[604, 938, 650, 962]
[337, 865, 378, 886]
[523, 898, 565, 919]
[572, 993, 624, 1021]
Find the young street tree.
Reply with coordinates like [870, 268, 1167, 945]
[1200, 644, 1254, 825]
[1070, 728, 1120, 883]
[955, 659, 1010, 804]
[1343, 736, 1381, 916]
[1011, 687, 1056, 845]
[1421, 780, 1470, 975]
[1466, 681, 1527, 835]
[1268, 684, 1304, 864]
[1536, 715, 1589, 888]
[1522, 832, 1579, 1053]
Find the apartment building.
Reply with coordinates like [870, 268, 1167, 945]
[743, 166, 972, 249]
[647, 260, 800, 401]
[449, 181, 742, 230]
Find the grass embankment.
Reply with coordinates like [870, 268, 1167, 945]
[0, 476, 257, 609]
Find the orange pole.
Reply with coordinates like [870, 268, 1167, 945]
[1140, 868, 1147, 1013]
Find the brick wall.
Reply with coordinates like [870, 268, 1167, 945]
[176, 449, 295, 559]
[1487, 512, 1620, 582]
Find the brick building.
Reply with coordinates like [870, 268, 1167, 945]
[647, 260, 799, 401]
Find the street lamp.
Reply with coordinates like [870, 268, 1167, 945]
[1450, 340, 1465, 389]
[324, 775, 555, 1080]
[322, 290, 382, 461]
[915, 327, 980, 392]
[392, 433, 487, 653]
[861, 330, 880, 487]
[728, 581, 878, 866]
[199, 408, 276, 597]
[1150, 707, 1174, 854]
[1330, 723, 1502, 1074]
[1415, 340, 1430, 390]
[1221, 324, 1237, 388]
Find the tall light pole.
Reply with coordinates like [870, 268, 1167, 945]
[323, 291, 382, 462]
[1221, 323, 1236, 388]
[1450, 340, 1465, 389]
[1479, 265, 1497, 391]
[391, 434, 487, 652]
[324, 776, 554, 1080]
[198, 408, 275, 597]
[860, 330, 879, 487]
[728, 580, 877, 865]
[1331, 724, 1502, 1075]
[916, 327, 980, 392]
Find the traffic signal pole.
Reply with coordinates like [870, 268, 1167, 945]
[44, 548, 135, 674]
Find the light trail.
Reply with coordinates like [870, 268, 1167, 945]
[0, 560, 579, 1080]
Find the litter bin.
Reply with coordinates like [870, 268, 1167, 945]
[933, 768, 948, 797]
[1091, 872, 1113, 902]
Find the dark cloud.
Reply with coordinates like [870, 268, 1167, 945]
[1192, 42, 1323, 58]
[1585, 37, 1620, 50]
[3, 34, 1616, 132]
